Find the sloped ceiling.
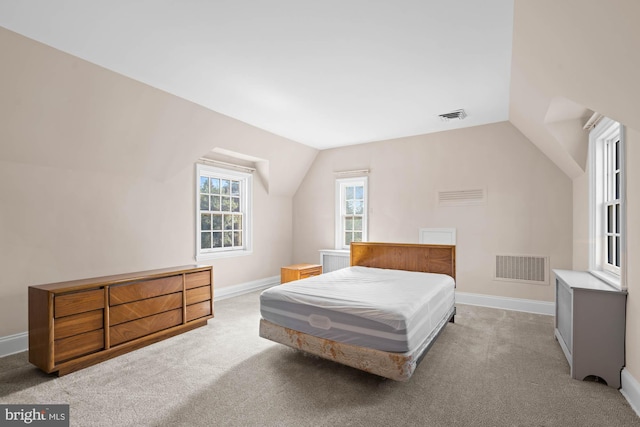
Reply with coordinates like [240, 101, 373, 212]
[510, 0, 640, 179]
[0, 26, 317, 196]
[0, 0, 514, 150]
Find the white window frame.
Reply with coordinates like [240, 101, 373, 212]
[196, 164, 253, 261]
[588, 117, 625, 289]
[335, 176, 368, 250]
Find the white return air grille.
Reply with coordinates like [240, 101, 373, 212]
[438, 188, 486, 206]
[494, 254, 549, 285]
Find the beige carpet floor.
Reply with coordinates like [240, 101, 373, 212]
[1, 290, 638, 426]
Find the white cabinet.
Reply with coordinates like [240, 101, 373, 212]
[553, 269, 626, 388]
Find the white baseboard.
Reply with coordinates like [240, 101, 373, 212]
[0, 332, 28, 358]
[0, 275, 280, 359]
[455, 291, 555, 316]
[214, 275, 280, 301]
[621, 368, 640, 417]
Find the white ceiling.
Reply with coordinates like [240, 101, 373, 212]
[0, 0, 514, 150]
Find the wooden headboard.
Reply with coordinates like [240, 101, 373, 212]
[350, 242, 456, 280]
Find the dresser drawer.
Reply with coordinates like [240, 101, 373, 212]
[109, 292, 183, 326]
[110, 308, 183, 346]
[186, 286, 212, 305]
[300, 266, 322, 279]
[185, 271, 211, 289]
[54, 309, 104, 340]
[54, 329, 104, 363]
[110, 275, 183, 306]
[55, 289, 104, 318]
[186, 300, 212, 322]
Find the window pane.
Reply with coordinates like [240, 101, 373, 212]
[223, 231, 233, 247]
[616, 204, 620, 234]
[201, 232, 212, 249]
[616, 172, 620, 200]
[346, 186, 354, 200]
[616, 236, 621, 267]
[212, 232, 222, 248]
[221, 179, 230, 195]
[200, 195, 209, 211]
[233, 214, 242, 230]
[345, 200, 354, 215]
[200, 177, 210, 194]
[212, 214, 222, 230]
[212, 196, 221, 211]
[222, 196, 230, 212]
[607, 236, 613, 265]
[231, 197, 240, 212]
[234, 231, 242, 247]
[201, 213, 211, 231]
[607, 205, 613, 233]
[345, 216, 353, 231]
[337, 178, 367, 249]
[211, 178, 220, 194]
[615, 139, 620, 170]
[231, 181, 240, 196]
[224, 214, 233, 230]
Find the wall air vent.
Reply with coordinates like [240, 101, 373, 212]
[438, 188, 486, 206]
[438, 109, 467, 122]
[495, 254, 549, 285]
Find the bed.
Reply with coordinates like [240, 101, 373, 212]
[259, 242, 456, 381]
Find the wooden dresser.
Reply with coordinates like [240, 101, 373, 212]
[280, 263, 322, 284]
[29, 265, 213, 375]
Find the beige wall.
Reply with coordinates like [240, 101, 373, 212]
[512, 0, 640, 381]
[625, 128, 640, 380]
[293, 122, 573, 302]
[572, 171, 589, 271]
[0, 27, 317, 337]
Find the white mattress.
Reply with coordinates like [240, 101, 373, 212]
[260, 266, 455, 353]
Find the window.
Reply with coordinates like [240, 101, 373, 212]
[196, 164, 252, 260]
[589, 117, 624, 285]
[335, 177, 368, 250]
[603, 136, 621, 273]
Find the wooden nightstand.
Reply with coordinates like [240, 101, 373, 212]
[281, 263, 322, 284]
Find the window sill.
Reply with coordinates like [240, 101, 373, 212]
[196, 250, 253, 262]
[589, 270, 622, 290]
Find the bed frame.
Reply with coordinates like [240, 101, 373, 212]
[259, 242, 456, 381]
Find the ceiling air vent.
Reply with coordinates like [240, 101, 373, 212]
[438, 109, 467, 122]
[438, 188, 486, 206]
